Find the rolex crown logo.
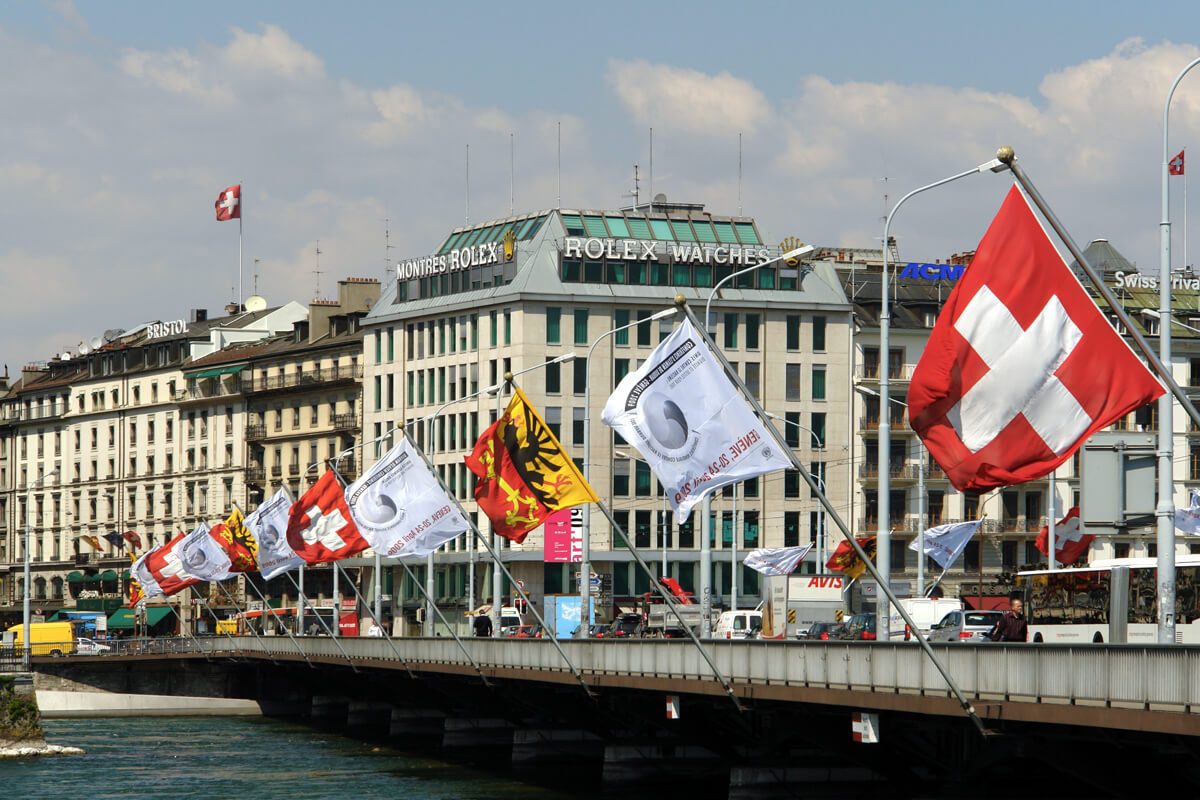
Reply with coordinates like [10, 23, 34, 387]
[502, 228, 517, 261]
[780, 236, 806, 267]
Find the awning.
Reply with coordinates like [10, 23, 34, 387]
[66, 571, 84, 583]
[108, 606, 174, 630]
[186, 364, 246, 380]
[98, 570, 118, 581]
[121, 569, 131, 579]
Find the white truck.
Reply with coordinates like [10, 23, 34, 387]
[761, 574, 845, 639]
[885, 597, 963, 641]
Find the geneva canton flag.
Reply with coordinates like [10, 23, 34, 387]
[601, 317, 790, 523]
[346, 438, 470, 559]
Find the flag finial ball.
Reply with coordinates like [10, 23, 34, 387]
[996, 145, 1015, 164]
[504, 372, 514, 382]
[674, 294, 687, 307]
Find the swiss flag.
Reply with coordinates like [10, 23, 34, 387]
[1034, 507, 1093, 565]
[215, 183, 241, 221]
[908, 186, 1164, 491]
[1170, 150, 1185, 176]
[142, 530, 202, 597]
[285, 470, 370, 565]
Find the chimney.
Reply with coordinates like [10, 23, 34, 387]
[190, 308, 208, 323]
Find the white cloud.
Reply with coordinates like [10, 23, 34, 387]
[606, 59, 771, 137]
[222, 23, 324, 80]
[118, 46, 233, 105]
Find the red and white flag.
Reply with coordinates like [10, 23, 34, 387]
[215, 183, 241, 221]
[133, 529, 203, 598]
[1034, 507, 1093, 565]
[1170, 149, 1185, 176]
[285, 470, 371, 565]
[908, 185, 1164, 491]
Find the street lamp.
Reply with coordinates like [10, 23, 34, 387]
[24, 468, 59, 667]
[877, 157, 1005, 640]
[764, 411, 826, 570]
[580, 307, 676, 637]
[700, 244, 814, 636]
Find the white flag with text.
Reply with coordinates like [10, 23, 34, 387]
[244, 488, 305, 580]
[744, 545, 812, 576]
[908, 520, 981, 570]
[601, 317, 791, 523]
[345, 438, 470, 559]
[170, 521, 234, 581]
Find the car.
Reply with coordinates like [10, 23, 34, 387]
[841, 613, 877, 640]
[928, 610, 1005, 643]
[605, 613, 644, 638]
[800, 622, 846, 641]
[75, 637, 111, 656]
[508, 625, 542, 638]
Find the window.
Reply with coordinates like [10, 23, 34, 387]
[490, 311, 498, 347]
[744, 362, 760, 400]
[614, 309, 630, 345]
[723, 313, 738, 348]
[635, 460, 652, 496]
[546, 307, 561, 344]
[375, 331, 382, 363]
[811, 366, 826, 400]
[786, 315, 801, 350]
[374, 376, 382, 411]
[388, 327, 395, 360]
[784, 511, 801, 547]
[784, 470, 800, 499]
[786, 364, 802, 401]
[745, 314, 760, 349]
[811, 412, 826, 445]
[635, 510, 651, 548]
[574, 309, 588, 345]
[545, 358, 561, 394]
[544, 407, 562, 441]
[572, 407, 585, 445]
[637, 309, 652, 347]
[812, 316, 826, 351]
[573, 360, 587, 395]
[743, 511, 760, 548]
[613, 459, 630, 495]
[614, 359, 630, 387]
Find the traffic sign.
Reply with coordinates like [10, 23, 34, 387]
[516, 578, 526, 590]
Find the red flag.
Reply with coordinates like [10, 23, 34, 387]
[824, 536, 876, 581]
[1034, 507, 1093, 565]
[908, 186, 1164, 491]
[1170, 150, 1185, 176]
[122, 530, 142, 551]
[215, 183, 241, 221]
[285, 471, 370, 564]
[142, 530, 202, 597]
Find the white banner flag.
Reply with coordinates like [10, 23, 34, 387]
[601, 317, 791, 523]
[345, 438, 470, 559]
[244, 488, 305, 580]
[130, 548, 164, 601]
[743, 544, 812, 576]
[166, 522, 231, 581]
[908, 519, 981, 570]
[1176, 489, 1200, 536]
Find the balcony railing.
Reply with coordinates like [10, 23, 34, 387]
[246, 466, 265, 482]
[270, 465, 283, 478]
[243, 365, 364, 394]
[246, 423, 267, 441]
[5, 403, 68, 422]
[855, 363, 916, 382]
[857, 462, 906, 479]
[332, 413, 361, 430]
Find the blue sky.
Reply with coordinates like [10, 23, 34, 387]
[3, 1, 1200, 368]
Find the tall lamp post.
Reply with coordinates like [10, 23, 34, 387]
[878, 157, 1004, 640]
[1156, 58, 1200, 644]
[764, 412, 825, 567]
[580, 309, 675, 637]
[23, 468, 59, 667]
[702, 244, 813, 636]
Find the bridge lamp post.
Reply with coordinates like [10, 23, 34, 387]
[417, 352, 575, 636]
[24, 468, 59, 668]
[701, 245, 814, 636]
[763, 412, 825, 569]
[581, 308, 676, 637]
[878, 157, 1006, 640]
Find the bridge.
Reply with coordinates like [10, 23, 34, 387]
[25, 638, 1200, 796]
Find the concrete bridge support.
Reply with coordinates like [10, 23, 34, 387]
[602, 742, 728, 789]
[728, 764, 887, 799]
[310, 695, 350, 728]
[345, 700, 393, 737]
[441, 717, 514, 760]
[510, 728, 605, 777]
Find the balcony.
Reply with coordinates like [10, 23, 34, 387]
[857, 462, 906, 479]
[243, 364, 364, 395]
[332, 413, 361, 431]
[9, 402, 68, 422]
[271, 465, 283, 478]
[175, 381, 244, 405]
[246, 423, 267, 441]
[855, 363, 916, 383]
[246, 465, 265, 483]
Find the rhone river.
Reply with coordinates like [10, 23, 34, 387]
[6, 717, 581, 800]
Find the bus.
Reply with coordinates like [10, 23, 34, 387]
[1016, 555, 1200, 644]
[233, 606, 358, 637]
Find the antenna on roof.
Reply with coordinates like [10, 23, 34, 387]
[738, 131, 742, 216]
[383, 218, 394, 282]
[253, 258, 261, 296]
[625, 163, 640, 207]
[556, 121, 561, 209]
[465, 143, 470, 225]
[649, 127, 654, 212]
[313, 240, 324, 300]
[509, 132, 515, 216]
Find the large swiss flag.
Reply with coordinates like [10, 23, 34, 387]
[908, 185, 1164, 491]
[285, 470, 370, 565]
[215, 184, 241, 221]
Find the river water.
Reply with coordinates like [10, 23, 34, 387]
[6, 717, 581, 800]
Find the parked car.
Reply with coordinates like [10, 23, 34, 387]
[605, 613, 644, 638]
[508, 625, 542, 639]
[714, 610, 763, 640]
[928, 610, 1005, 643]
[800, 622, 846, 641]
[841, 613, 877, 640]
[75, 637, 112, 656]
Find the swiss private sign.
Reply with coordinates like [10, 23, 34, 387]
[397, 240, 513, 281]
[563, 237, 770, 265]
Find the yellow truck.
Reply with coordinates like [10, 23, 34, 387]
[7, 621, 76, 656]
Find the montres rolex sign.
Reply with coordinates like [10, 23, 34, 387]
[398, 229, 516, 281]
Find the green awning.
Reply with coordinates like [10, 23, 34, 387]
[98, 570, 118, 581]
[186, 364, 246, 380]
[109, 606, 173, 629]
[66, 571, 84, 583]
[121, 569, 131, 579]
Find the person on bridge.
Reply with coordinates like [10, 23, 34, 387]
[988, 597, 1028, 642]
[367, 621, 384, 637]
[473, 613, 493, 637]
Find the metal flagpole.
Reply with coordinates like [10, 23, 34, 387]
[676, 298, 986, 733]
[398, 424, 594, 697]
[916, 440, 925, 596]
[332, 554, 340, 638]
[396, 557, 491, 687]
[188, 586, 241, 652]
[165, 600, 212, 660]
[731, 483, 738, 612]
[283, 571, 361, 672]
[243, 574, 312, 668]
[238, 209, 244, 309]
[211, 579, 277, 663]
[297, 565, 305, 641]
[594, 499, 743, 711]
[1048, 470, 1057, 571]
[494, 381, 505, 639]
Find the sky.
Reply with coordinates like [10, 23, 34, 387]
[4, 1, 1200, 370]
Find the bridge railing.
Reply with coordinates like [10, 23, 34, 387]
[176, 636, 1200, 713]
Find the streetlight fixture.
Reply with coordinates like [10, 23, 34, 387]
[24, 468, 59, 667]
[581, 308, 676, 637]
[699, 244, 814, 636]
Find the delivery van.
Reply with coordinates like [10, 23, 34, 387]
[8, 621, 77, 656]
[886, 597, 963, 641]
[714, 610, 762, 640]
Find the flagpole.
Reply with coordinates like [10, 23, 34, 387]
[675, 297, 986, 734]
[1048, 470, 1057, 571]
[239, 210, 244, 310]
[396, 556, 492, 687]
[397, 425, 594, 697]
[211, 579, 278, 663]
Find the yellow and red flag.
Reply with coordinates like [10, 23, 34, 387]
[825, 535, 877, 581]
[127, 553, 145, 608]
[465, 387, 598, 543]
[209, 507, 258, 573]
[79, 534, 103, 551]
